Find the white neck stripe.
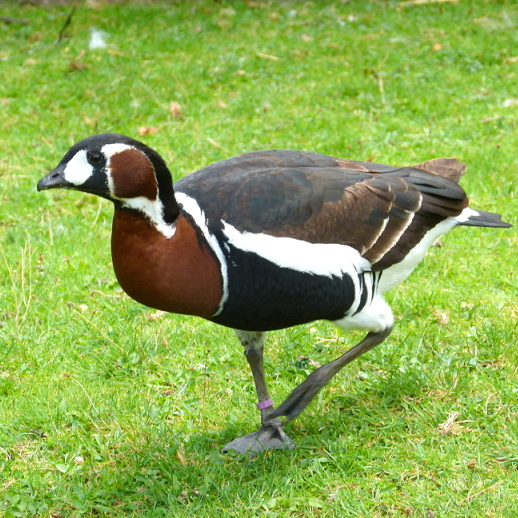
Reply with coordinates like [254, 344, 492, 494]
[175, 193, 229, 316]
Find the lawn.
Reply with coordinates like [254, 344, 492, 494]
[0, 0, 517, 516]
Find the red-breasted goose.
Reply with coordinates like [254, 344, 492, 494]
[38, 133, 511, 454]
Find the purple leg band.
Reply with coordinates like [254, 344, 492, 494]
[257, 398, 274, 410]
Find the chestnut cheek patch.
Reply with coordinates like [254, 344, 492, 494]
[110, 148, 158, 200]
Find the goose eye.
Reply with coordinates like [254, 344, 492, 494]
[86, 150, 103, 165]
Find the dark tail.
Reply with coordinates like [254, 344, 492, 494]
[459, 209, 512, 228]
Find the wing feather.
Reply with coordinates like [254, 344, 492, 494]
[175, 150, 468, 270]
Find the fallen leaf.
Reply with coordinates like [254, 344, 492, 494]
[207, 137, 226, 150]
[147, 309, 165, 319]
[219, 7, 236, 17]
[433, 309, 449, 325]
[480, 115, 504, 123]
[216, 18, 233, 30]
[69, 61, 88, 70]
[177, 450, 185, 464]
[360, 33, 379, 41]
[257, 52, 280, 61]
[107, 49, 124, 57]
[401, 0, 460, 6]
[169, 101, 182, 117]
[437, 411, 471, 435]
[28, 32, 42, 43]
[138, 126, 159, 136]
[473, 16, 492, 25]
[503, 98, 518, 107]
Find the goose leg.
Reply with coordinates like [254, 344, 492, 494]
[222, 327, 392, 455]
[222, 330, 295, 455]
[270, 327, 393, 422]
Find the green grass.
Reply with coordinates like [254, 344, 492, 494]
[1, 0, 517, 516]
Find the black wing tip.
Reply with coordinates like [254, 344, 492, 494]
[460, 210, 513, 228]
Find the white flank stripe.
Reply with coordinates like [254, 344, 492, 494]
[175, 193, 229, 316]
[63, 150, 94, 186]
[223, 221, 374, 318]
[222, 221, 370, 279]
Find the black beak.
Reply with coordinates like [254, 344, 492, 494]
[37, 163, 73, 191]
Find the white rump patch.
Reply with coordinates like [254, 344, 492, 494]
[334, 295, 394, 334]
[453, 207, 479, 224]
[63, 150, 94, 186]
[175, 193, 229, 316]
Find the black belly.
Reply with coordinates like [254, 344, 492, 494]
[210, 243, 359, 332]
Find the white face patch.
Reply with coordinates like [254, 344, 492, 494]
[63, 149, 94, 186]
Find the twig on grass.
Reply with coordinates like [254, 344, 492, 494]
[55, 6, 76, 45]
[480, 115, 505, 123]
